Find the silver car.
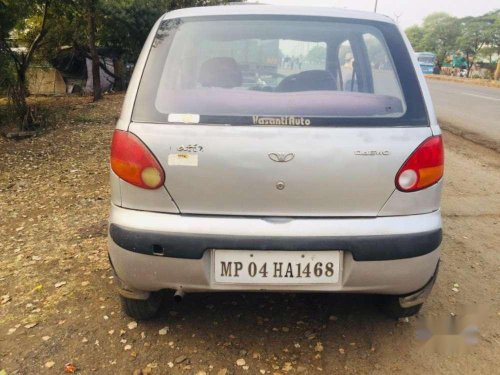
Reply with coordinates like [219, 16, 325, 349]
[108, 5, 444, 320]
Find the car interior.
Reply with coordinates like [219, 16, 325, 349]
[190, 24, 379, 94]
[141, 19, 406, 120]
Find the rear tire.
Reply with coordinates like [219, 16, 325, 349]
[120, 292, 163, 320]
[377, 295, 423, 319]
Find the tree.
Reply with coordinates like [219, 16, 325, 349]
[1, 0, 235, 124]
[306, 45, 326, 64]
[457, 15, 495, 77]
[97, 0, 234, 61]
[405, 10, 500, 78]
[405, 25, 425, 52]
[420, 13, 460, 67]
[0, 0, 52, 129]
[87, 0, 101, 101]
[38, 0, 233, 96]
[483, 10, 500, 80]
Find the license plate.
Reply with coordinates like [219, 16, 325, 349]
[213, 250, 341, 284]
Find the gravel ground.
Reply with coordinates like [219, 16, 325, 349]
[0, 94, 498, 374]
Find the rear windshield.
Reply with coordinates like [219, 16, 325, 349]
[133, 15, 428, 126]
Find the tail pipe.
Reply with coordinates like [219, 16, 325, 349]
[173, 290, 185, 303]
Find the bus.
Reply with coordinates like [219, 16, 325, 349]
[415, 52, 437, 74]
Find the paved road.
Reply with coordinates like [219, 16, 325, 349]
[427, 80, 500, 151]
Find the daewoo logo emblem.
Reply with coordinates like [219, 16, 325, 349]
[268, 153, 295, 163]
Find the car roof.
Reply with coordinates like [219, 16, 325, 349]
[161, 4, 395, 24]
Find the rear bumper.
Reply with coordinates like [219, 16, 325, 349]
[108, 205, 441, 295]
[110, 223, 441, 262]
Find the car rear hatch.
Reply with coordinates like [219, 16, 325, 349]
[126, 14, 431, 217]
[129, 123, 431, 216]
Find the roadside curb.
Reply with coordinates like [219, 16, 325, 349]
[426, 75, 500, 89]
[439, 119, 500, 154]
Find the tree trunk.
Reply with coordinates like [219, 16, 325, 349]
[113, 57, 126, 91]
[17, 66, 29, 117]
[9, 65, 29, 131]
[495, 59, 500, 81]
[87, 0, 102, 101]
[466, 52, 472, 78]
[7, 0, 51, 131]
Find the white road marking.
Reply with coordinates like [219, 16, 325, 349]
[461, 92, 500, 102]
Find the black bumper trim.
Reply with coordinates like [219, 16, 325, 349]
[109, 224, 442, 262]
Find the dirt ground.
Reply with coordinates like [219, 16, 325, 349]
[0, 94, 498, 375]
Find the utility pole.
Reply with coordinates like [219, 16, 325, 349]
[394, 12, 403, 24]
[374, 0, 378, 12]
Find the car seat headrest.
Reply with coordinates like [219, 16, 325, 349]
[199, 57, 243, 88]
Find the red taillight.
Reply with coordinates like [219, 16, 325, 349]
[110, 130, 165, 189]
[396, 136, 444, 192]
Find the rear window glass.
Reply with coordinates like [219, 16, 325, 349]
[133, 16, 428, 126]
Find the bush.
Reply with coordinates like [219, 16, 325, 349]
[0, 53, 16, 96]
[483, 70, 493, 80]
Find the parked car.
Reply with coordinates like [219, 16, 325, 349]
[108, 5, 444, 320]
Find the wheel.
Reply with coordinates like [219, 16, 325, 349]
[377, 295, 423, 319]
[120, 292, 163, 320]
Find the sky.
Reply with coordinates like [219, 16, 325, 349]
[258, 0, 500, 29]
